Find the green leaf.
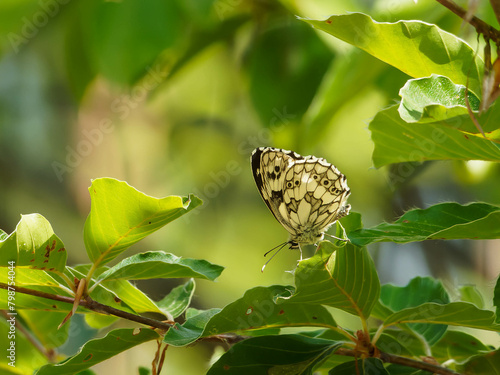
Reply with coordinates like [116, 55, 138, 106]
[163, 308, 221, 347]
[164, 285, 337, 346]
[19, 310, 69, 349]
[96, 251, 223, 282]
[0, 214, 67, 273]
[381, 277, 450, 345]
[0, 268, 72, 311]
[0, 318, 47, 374]
[459, 285, 484, 309]
[349, 202, 500, 246]
[207, 334, 342, 375]
[84, 313, 118, 330]
[0, 267, 67, 289]
[369, 105, 500, 168]
[399, 75, 480, 123]
[84, 178, 202, 266]
[432, 331, 490, 363]
[72, 265, 163, 315]
[157, 279, 195, 318]
[383, 302, 500, 332]
[459, 349, 500, 374]
[247, 15, 333, 124]
[35, 328, 159, 375]
[375, 330, 425, 358]
[90, 0, 184, 85]
[301, 13, 483, 96]
[281, 242, 380, 318]
[328, 358, 388, 375]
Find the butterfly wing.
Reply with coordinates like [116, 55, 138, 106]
[281, 154, 351, 237]
[252, 147, 351, 245]
[251, 147, 302, 237]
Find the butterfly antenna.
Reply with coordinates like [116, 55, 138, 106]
[261, 242, 289, 272]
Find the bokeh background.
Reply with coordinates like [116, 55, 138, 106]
[1, 0, 499, 373]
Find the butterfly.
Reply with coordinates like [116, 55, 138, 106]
[251, 147, 351, 269]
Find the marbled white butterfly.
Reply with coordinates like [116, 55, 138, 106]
[251, 147, 351, 268]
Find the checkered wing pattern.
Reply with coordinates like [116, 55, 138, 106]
[251, 147, 351, 248]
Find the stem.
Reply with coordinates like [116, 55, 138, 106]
[435, 0, 500, 44]
[0, 282, 172, 331]
[0, 282, 468, 375]
[58, 272, 75, 292]
[337, 348, 462, 375]
[370, 324, 385, 345]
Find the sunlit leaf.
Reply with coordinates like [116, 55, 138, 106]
[459, 285, 484, 309]
[157, 279, 195, 318]
[399, 75, 480, 123]
[71, 265, 163, 315]
[0, 214, 67, 273]
[36, 328, 159, 375]
[84, 178, 202, 267]
[383, 302, 500, 332]
[281, 242, 380, 318]
[207, 334, 342, 375]
[301, 13, 483, 96]
[96, 251, 223, 282]
[369, 105, 500, 168]
[349, 202, 500, 246]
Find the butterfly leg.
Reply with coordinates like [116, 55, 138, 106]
[298, 244, 303, 261]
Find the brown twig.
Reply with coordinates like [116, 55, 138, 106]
[436, 0, 500, 43]
[1, 283, 464, 374]
[336, 348, 462, 375]
[0, 282, 172, 331]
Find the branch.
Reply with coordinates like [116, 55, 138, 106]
[0, 283, 465, 374]
[0, 282, 172, 331]
[336, 348, 462, 375]
[436, 0, 500, 44]
[489, 0, 500, 28]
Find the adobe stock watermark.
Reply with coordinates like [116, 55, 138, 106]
[8, 0, 72, 54]
[52, 63, 167, 182]
[5, 260, 16, 368]
[186, 106, 295, 221]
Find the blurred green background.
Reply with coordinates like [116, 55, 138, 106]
[1, 0, 499, 373]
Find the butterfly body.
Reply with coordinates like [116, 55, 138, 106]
[251, 147, 351, 249]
